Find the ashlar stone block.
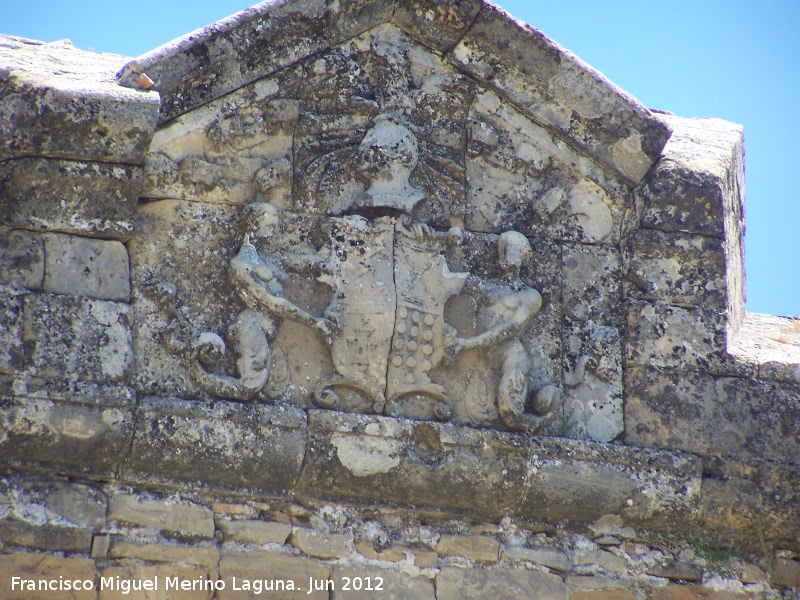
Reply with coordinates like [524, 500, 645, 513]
[0, 158, 140, 239]
[436, 566, 567, 600]
[122, 398, 307, 495]
[218, 551, 330, 600]
[23, 292, 133, 383]
[562, 243, 623, 324]
[99, 564, 216, 600]
[452, 3, 670, 184]
[0, 376, 135, 478]
[627, 228, 727, 308]
[109, 542, 220, 567]
[0, 38, 159, 163]
[43, 233, 131, 302]
[216, 519, 292, 546]
[332, 566, 434, 600]
[624, 300, 752, 377]
[108, 494, 215, 539]
[0, 553, 96, 600]
[625, 366, 800, 465]
[0, 287, 26, 373]
[392, 0, 482, 54]
[0, 229, 44, 290]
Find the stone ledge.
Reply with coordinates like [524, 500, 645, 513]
[0, 375, 135, 478]
[120, 397, 307, 494]
[0, 36, 159, 163]
[730, 312, 800, 384]
[295, 410, 701, 530]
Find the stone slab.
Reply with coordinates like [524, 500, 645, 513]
[0, 229, 44, 290]
[120, 0, 337, 124]
[627, 228, 727, 309]
[521, 436, 702, 531]
[698, 457, 800, 550]
[295, 410, 531, 518]
[332, 566, 434, 600]
[0, 519, 93, 552]
[451, 3, 670, 184]
[43, 482, 108, 529]
[0, 287, 26, 373]
[436, 566, 567, 600]
[0, 376, 135, 477]
[436, 534, 499, 563]
[504, 546, 571, 572]
[730, 313, 800, 385]
[108, 494, 214, 539]
[122, 398, 306, 495]
[218, 551, 330, 600]
[624, 300, 752, 377]
[216, 519, 292, 546]
[291, 529, 352, 559]
[0, 553, 96, 600]
[625, 366, 800, 465]
[0, 158, 140, 239]
[43, 234, 131, 302]
[109, 542, 220, 567]
[638, 116, 744, 239]
[23, 292, 134, 383]
[296, 411, 702, 530]
[99, 564, 215, 600]
[0, 38, 159, 162]
[392, 0, 482, 54]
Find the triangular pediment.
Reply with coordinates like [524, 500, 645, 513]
[118, 0, 670, 185]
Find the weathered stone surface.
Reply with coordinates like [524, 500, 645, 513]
[212, 503, 253, 516]
[119, 0, 338, 124]
[625, 366, 800, 464]
[730, 313, 800, 384]
[436, 566, 568, 600]
[218, 551, 330, 600]
[574, 549, 628, 574]
[142, 72, 300, 206]
[624, 300, 751, 377]
[129, 199, 242, 399]
[646, 561, 704, 582]
[109, 542, 220, 567]
[291, 529, 352, 559]
[44, 482, 108, 529]
[333, 566, 434, 599]
[0, 376, 135, 477]
[354, 540, 435, 566]
[436, 534, 499, 563]
[698, 457, 800, 549]
[0, 553, 96, 600]
[99, 564, 215, 600]
[638, 116, 744, 239]
[452, 3, 670, 184]
[43, 234, 131, 302]
[122, 398, 306, 495]
[521, 437, 702, 530]
[23, 293, 134, 382]
[392, 0, 482, 54]
[93, 534, 111, 557]
[464, 89, 628, 242]
[504, 546, 571, 572]
[772, 558, 800, 588]
[296, 411, 531, 517]
[0, 287, 26, 373]
[562, 244, 622, 324]
[0, 229, 44, 290]
[108, 494, 214, 539]
[0, 519, 93, 552]
[571, 591, 636, 600]
[0, 37, 159, 162]
[561, 319, 623, 442]
[217, 519, 292, 546]
[0, 158, 140, 239]
[626, 229, 727, 308]
[649, 585, 758, 600]
[566, 576, 633, 591]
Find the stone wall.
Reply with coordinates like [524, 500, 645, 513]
[1, 1, 799, 598]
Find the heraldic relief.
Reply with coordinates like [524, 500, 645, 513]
[146, 116, 557, 433]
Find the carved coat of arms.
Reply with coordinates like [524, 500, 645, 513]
[151, 118, 554, 432]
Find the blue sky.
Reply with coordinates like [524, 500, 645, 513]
[4, 0, 799, 317]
